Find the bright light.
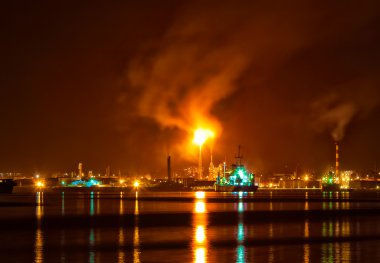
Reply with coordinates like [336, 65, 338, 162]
[193, 128, 214, 146]
[195, 247, 206, 263]
[196, 225, 206, 243]
[119, 179, 125, 184]
[36, 181, 44, 188]
[195, 191, 205, 199]
[195, 201, 206, 213]
[134, 181, 139, 188]
[304, 175, 309, 181]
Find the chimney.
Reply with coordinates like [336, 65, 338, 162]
[335, 142, 339, 181]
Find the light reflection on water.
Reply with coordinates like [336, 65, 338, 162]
[320, 216, 352, 262]
[89, 228, 95, 263]
[134, 191, 141, 263]
[35, 192, 44, 263]
[7, 190, 380, 262]
[60, 192, 66, 263]
[61, 192, 65, 216]
[90, 192, 95, 216]
[303, 220, 310, 263]
[88, 192, 96, 262]
[236, 192, 246, 263]
[268, 224, 274, 263]
[194, 191, 207, 263]
[118, 192, 125, 263]
[97, 192, 100, 215]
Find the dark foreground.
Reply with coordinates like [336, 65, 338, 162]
[1, 190, 380, 262]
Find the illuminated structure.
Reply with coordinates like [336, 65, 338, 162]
[193, 128, 214, 180]
[321, 141, 342, 191]
[215, 146, 258, 192]
[322, 171, 337, 186]
[69, 178, 100, 187]
[208, 153, 219, 180]
[78, 163, 83, 178]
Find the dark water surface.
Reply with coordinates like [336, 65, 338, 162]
[1, 190, 380, 262]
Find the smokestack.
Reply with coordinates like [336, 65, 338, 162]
[335, 142, 339, 181]
[167, 155, 172, 182]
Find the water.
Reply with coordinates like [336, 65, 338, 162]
[1, 190, 380, 262]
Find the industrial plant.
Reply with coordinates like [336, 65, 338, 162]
[1, 139, 379, 194]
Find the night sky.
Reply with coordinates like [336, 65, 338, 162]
[1, 1, 379, 175]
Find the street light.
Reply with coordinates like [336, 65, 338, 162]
[193, 128, 214, 180]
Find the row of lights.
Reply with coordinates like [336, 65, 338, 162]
[34, 180, 140, 189]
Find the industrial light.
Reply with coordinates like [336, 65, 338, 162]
[193, 128, 214, 146]
[134, 181, 139, 188]
[36, 181, 44, 188]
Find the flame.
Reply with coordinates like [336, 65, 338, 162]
[193, 128, 214, 146]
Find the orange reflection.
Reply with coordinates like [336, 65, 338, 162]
[195, 201, 206, 213]
[96, 192, 100, 215]
[304, 200, 309, 211]
[118, 192, 125, 263]
[195, 191, 206, 199]
[35, 229, 43, 263]
[133, 227, 140, 263]
[133, 191, 140, 263]
[196, 226, 206, 244]
[193, 197, 207, 263]
[118, 228, 125, 263]
[268, 223, 274, 263]
[195, 247, 206, 263]
[303, 243, 310, 263]
[303, 220, 310, 263]
[135, 192, 139, 215]
[119, 192, 124, 215]
[35, 192, 44, 263]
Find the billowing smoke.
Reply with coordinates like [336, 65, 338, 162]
[118, 0, 380, 169]
[124, 1, 313, 136]
[126, 7, 251, 135]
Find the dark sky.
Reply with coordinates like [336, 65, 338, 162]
[1, 1, 379, 175]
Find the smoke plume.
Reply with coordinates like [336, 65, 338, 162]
[126, 8, 250, 134]
[311, 79, 379, 141]
[118, 0, 380, 167]
[311, 94, 357, 141]
[124, 1, 313, 136]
